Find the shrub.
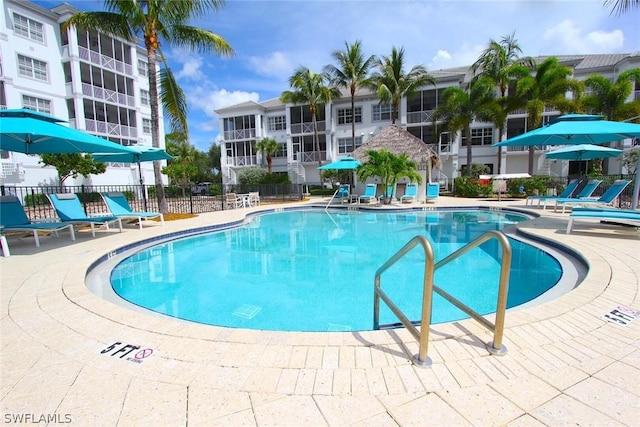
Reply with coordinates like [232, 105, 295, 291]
[23, 193, 48, 206]
[454, 176, 492, 197]
[238, 167, 267, 185]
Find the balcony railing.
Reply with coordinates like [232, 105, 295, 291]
[78, 46, 134, 75]
[223, 128, 256, 141]
[290, 121, 326, 134]
[224, 156, 257, 167]
[294, 151, 327, 163]
[407, 110, 435, 124]
[82, 83, 135, 107]
[85, 118, 137, 138]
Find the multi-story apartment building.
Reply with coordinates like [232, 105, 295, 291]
[216, 53, 640, 188]
[0, 0, 166, 187]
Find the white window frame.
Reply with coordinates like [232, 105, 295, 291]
[13, 13, 44, 43]
[337, 106, 362, 125]
[22, 95, 51, 114]
[267, 115, 286, 131]
[17, 55, 48, 81]
[372, 104, 391, 122]
[142, 118, 152, 134]
[470, 127, 493, 146]
[337, 136, 363, 154]
[138, 59, 148, 77]
[140, 89, 149, 106]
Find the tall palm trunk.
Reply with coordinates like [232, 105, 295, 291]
[146, 38, 168, 212]
[465, 126, 473, 176]
[312, 109, 322, 167]
[350, 89, 356, 152]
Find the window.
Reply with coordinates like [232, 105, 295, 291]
[337, 107, 362, 125]
[268, 115, 286, 131]
[273, 142, 287, 158]
[140, 89, 149, 106]
[338, 137, 363, 154]
[13, 13, 44, 43]
[22, 95, 51, 114]
[138, 60, 148, 76]
[17, 55, 47, 81]
[470, 127, 493, 146]
[372, 104, 391, 121]
[142, 118, 152, 134]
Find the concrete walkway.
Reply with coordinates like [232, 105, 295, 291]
[1, 197, 638, 426]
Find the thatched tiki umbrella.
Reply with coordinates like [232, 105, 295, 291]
[352, 125, 440, 201]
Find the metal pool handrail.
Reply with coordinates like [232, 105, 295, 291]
[373, 230, 513, 367]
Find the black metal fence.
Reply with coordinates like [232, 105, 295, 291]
[1, 183, 304, 221]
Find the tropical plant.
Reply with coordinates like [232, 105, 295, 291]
[281, 67, 340, 166]
[64, 0, 234, 213]
[237, 167, 267, 185]
[472, 33, 532, 172]
[255, 137, 280, 173]
[325, 40, 376, 151]
[369, 46, 435, 124]
[356, 149, 422, 204]
[621, 148, 639, 176]
[580, 68, 640, 121]
[432, 77, 496, 176]
[604, 0, 640, 15]
[163, 135, 198, 193]
[516, 56, 582, 174]
[39, 153, 106, 184]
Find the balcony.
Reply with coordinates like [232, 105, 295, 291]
[223, 128, 256, 141]
[224, 155, 257, 167]
[407, 110, 435, 124]
[85, 118, 137, 138]
[294, 151, 327, 163]
[290, 121, 326, 134]
[78, 46, 134, 75]
[82, 83, 135, 107]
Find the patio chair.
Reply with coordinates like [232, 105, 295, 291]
[100, 192, 164, 229]
[248, 192, 261, 206]
[0, 195, 75, 248]
[554, 179, 631, 213]
[566, 206, 640, 234]
[401, 183, 418, 203]
[359, 184, 378, 204]
[539, 178, 602, 210]
[225, 193, 242, 209]
[426, 182, 439, 203]
[334, 184, 351, 203]
[47, 193, 123, 236]
[525, 178, 580, 208]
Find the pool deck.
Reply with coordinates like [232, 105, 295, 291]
[1, 196, 639, 426]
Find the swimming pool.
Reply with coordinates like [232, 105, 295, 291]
[97, 208, 570, 332]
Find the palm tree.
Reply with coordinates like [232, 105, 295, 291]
[356, 149, 422, 204]
[580, 68, 640, 121]
[280, 67, 340, 166]
[370, 47, 435, 124]
[604, 0, 640, 15]
[325, 40, 376, 152]
[64, 0, 234, 213]
[255, 137, 280, 174]
[432, 77, 496, 176]
[516, 57, 581, 174]
[472, 33, 532, 172]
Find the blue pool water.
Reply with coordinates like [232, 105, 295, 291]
[110, 209, 562, 332]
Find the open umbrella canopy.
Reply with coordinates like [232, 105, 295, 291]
[545, 144, 623, 161]
[0, 108, 137, 155]
[92, 146, 172, 163]
[493, 114, 640, 147]
[317, 156, 362, 170]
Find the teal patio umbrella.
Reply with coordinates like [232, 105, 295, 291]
[494, 114, 640, 209]
[92, 146, 173, 185]
[317, 156, 362, 170]
[545, 144, 623, 176]
[0, 109, 137, 155]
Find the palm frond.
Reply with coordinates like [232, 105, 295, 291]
[62, 11, 133, 39]
[159, 66, 188, 137]
[170, 25, 234, 57]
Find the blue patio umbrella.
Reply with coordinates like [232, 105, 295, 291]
[92, 146, 173, 185]
[494, 114, 640, 209]
[0, 108, 137, 155]
[545, 144, 623, 161]
[317, 156, 362, 170]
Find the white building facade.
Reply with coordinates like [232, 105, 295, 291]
[0, 0, 166, 188]
[216, 53, 640, 190]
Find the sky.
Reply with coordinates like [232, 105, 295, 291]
[35, 0, 640, 151]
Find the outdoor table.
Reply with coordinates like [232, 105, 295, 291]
[238, 193, 252, 208]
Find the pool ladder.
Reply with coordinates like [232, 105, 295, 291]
[373, 230, 512, 367]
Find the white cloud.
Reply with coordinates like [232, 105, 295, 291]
[188, 87, 259, 119]
[248, 51, 293, 78]
[543, 19, 624, 53]
[175, 56, 204, 80]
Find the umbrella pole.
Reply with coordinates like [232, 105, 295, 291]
[138, 163, 148, 212]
